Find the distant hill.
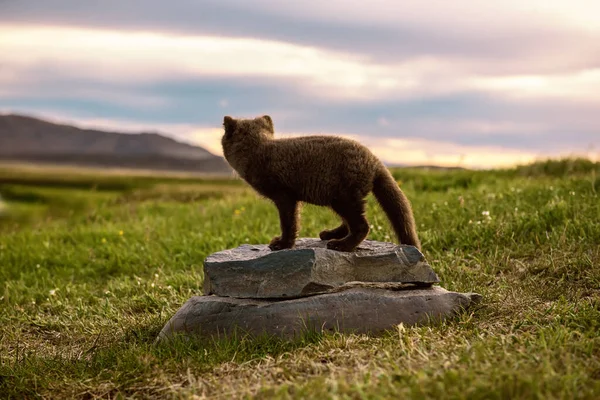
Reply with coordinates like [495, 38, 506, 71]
[0, 114, 232, 174]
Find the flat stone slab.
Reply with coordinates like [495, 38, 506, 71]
[157, 285, 481, 342]
[203, 238, 440, 299]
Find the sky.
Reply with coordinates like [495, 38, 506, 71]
[1, 0, 599, 168]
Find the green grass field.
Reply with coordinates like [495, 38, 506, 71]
[1, 158, 599, 399]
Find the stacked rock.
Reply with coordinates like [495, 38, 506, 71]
[157, 238, 480, 341]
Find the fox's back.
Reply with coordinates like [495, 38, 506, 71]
[264, 136, 382, 204]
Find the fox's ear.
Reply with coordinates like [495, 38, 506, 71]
[261, 115, 274, 132]
[223, 116, 237, 132]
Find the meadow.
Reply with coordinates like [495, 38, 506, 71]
[0, 158, 599, 399]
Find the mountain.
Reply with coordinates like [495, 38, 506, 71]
[0, 114, 232, 174]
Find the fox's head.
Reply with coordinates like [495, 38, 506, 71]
[222, 115, 274, 145]
[221, 115, 275, 169]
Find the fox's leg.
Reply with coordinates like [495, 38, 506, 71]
[326, 199, 369, 252]
[268, 196, 300, 251]
[319, 222, 349, 240]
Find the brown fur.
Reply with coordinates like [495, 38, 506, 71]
[221, 115, 421, 252]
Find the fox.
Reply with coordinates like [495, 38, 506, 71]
[221, 115, 421, 252]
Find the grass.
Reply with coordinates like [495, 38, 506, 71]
[0, 158, 599, 399]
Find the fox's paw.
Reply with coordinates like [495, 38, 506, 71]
[319, 225, 349, 240]
[326, 239, 358, 252]
[268, 236, 295, 251]
[319, 229, 345, 240]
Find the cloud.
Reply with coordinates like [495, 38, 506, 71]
[0, 24, 412, 101]
[1, 0, 598, 72]
[2, 24, 599, 106]
[1, 1, 599, 167]
[0, 0, 600, 64]
[3, 81, 598, 158]
[469, 70, 600, 101]
[1, 28, 598, 154]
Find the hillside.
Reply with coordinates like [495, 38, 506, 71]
[0, 114, 232, 174]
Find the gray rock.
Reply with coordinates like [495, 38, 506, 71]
[203, 238, 439, 299]
[157, 285, 481, 341]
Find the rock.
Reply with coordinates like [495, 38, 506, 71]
[203, 238, 439, 299]
[157, 285, 481, 341]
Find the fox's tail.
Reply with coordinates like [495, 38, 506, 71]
[372, 167, 421, 249]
